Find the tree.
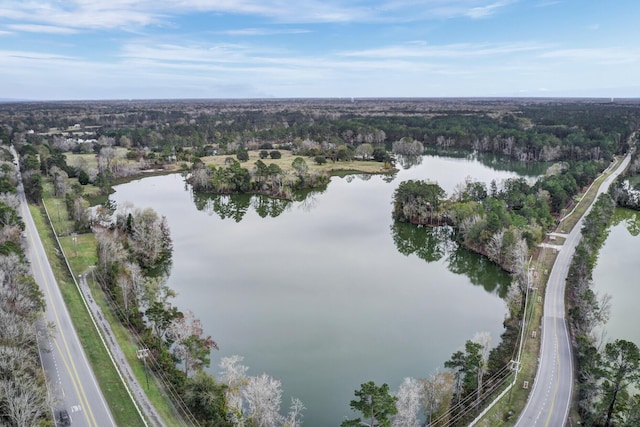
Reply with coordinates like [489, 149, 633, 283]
[269, 150, 282, 159]
[341, 381, 398, 427]
[445, 339, 485, 404]
[420, 371, 454, 426]
[219, 355, 249, 420]
[356, 143, 374, 160]
[145, 301, 182, 341]
[600, 339, 640, 427]
[183, 371, 230, 426]
[314, 155, 327, 165]
[236, 150, 249, 162]
[167, 310, 218, 377]
[393, 180, 446, 225]
[392, 377, 421, 427]
[291, 157, 308, 177]
[78, 169, 90, 185]
[98, 146, 118, 173]
[243, 373, 284, 427]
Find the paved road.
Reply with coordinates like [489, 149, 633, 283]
[516, 153, 631, 427]
[12, 147, 116, 427]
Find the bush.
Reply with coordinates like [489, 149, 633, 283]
[269, 150, 281, 159]
[236, 150, 249, 162]
[259, 150, 269, 159]
[78, 169, 90, 185]
[314, 155, 327, 165]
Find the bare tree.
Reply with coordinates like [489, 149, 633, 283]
[98, 146, 118, 173]
[421, 371, 454, 425]
[283, 398, 305, 427]
[243, 373, 283, 427]
[486, 230, 504, 265]
[472, 332, 492, 406]
[393, 377, 422, 427]
[49, 165, 68, 197]
[190, 167, 212, 191]
[219, 355, 249, 420]
[0, 375, 52, 427]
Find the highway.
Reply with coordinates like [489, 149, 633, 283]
[12, 147, 116, 427]
[515, 152, 631, 427]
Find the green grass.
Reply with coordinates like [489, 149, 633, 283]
[558, 157, 623, 233]
[41, 183, 183, 426]
[474, 158, 626, 426]
[32, 198, 146, 427]
[201, 150, 395, 175]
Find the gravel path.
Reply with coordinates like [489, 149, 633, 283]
[78, 274, 167, 427]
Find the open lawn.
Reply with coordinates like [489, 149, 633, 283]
[201, 150, 395, 175]
[66, 147, 131, 170]
[37, 190, 146, 427]
[40, 183, 183, 426]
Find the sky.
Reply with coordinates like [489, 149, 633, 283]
[1, 0, 639, 100]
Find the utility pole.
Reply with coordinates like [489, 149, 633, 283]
[510, 265, 533, 401]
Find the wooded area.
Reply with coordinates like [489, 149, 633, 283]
[2, 98, 640, 426]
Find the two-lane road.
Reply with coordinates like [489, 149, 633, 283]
[516, 153, 631, 427]
[13, 147, 115, 427]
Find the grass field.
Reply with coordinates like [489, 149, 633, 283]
[35, 194, 147, 427]
[39, 183, 184, 427]
[66, 147, 131, 170]
[473, 157, 625, 426]
[201, 150, 395, 175]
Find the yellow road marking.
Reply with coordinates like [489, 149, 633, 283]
[28, 220, 99, 427]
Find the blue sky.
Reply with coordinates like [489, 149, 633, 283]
[1, 0, 639, 100]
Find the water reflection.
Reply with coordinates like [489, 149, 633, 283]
[447, 247, 511, 297]
[611, 208, 640, 236]
[391, 221, 511, 296]
[391, 222, 454, 263]
[396, 154, 424, 170]
[423, 148, 551, 177]
[191, 186, 328, 221]
[592, 208, 640, 357]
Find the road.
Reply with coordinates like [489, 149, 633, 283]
[516, 153, 631, 427]
[12, 146, 116, 427]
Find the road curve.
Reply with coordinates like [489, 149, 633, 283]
[12, 147, 116, 427]
[516, 153, 631, 427]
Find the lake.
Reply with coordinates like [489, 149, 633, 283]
[110, 153, 546, 425]
[592, 208, 640, 347]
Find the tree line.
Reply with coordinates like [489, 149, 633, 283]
[0, 145, 50, 426]
[567, 194, 640, 426]
[3, 100, 638, 187]
[393, 160, 603, 273]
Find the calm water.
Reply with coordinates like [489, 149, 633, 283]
[592, 208, 640, 347]
[110, 154, 545, 425]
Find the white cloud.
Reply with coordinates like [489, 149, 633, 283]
[541, 47, 639, 65]
[0, 0, 518, 32]
[7, 24, 80, 34]
[220, 28, 313, 36]
[340, 41, 549, 59]
[0, 50, 78, 61]
[465, 0, 514, 19]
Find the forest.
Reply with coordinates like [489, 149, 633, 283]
[2, 98, 640, 426]
[0, 145, 50, 426]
